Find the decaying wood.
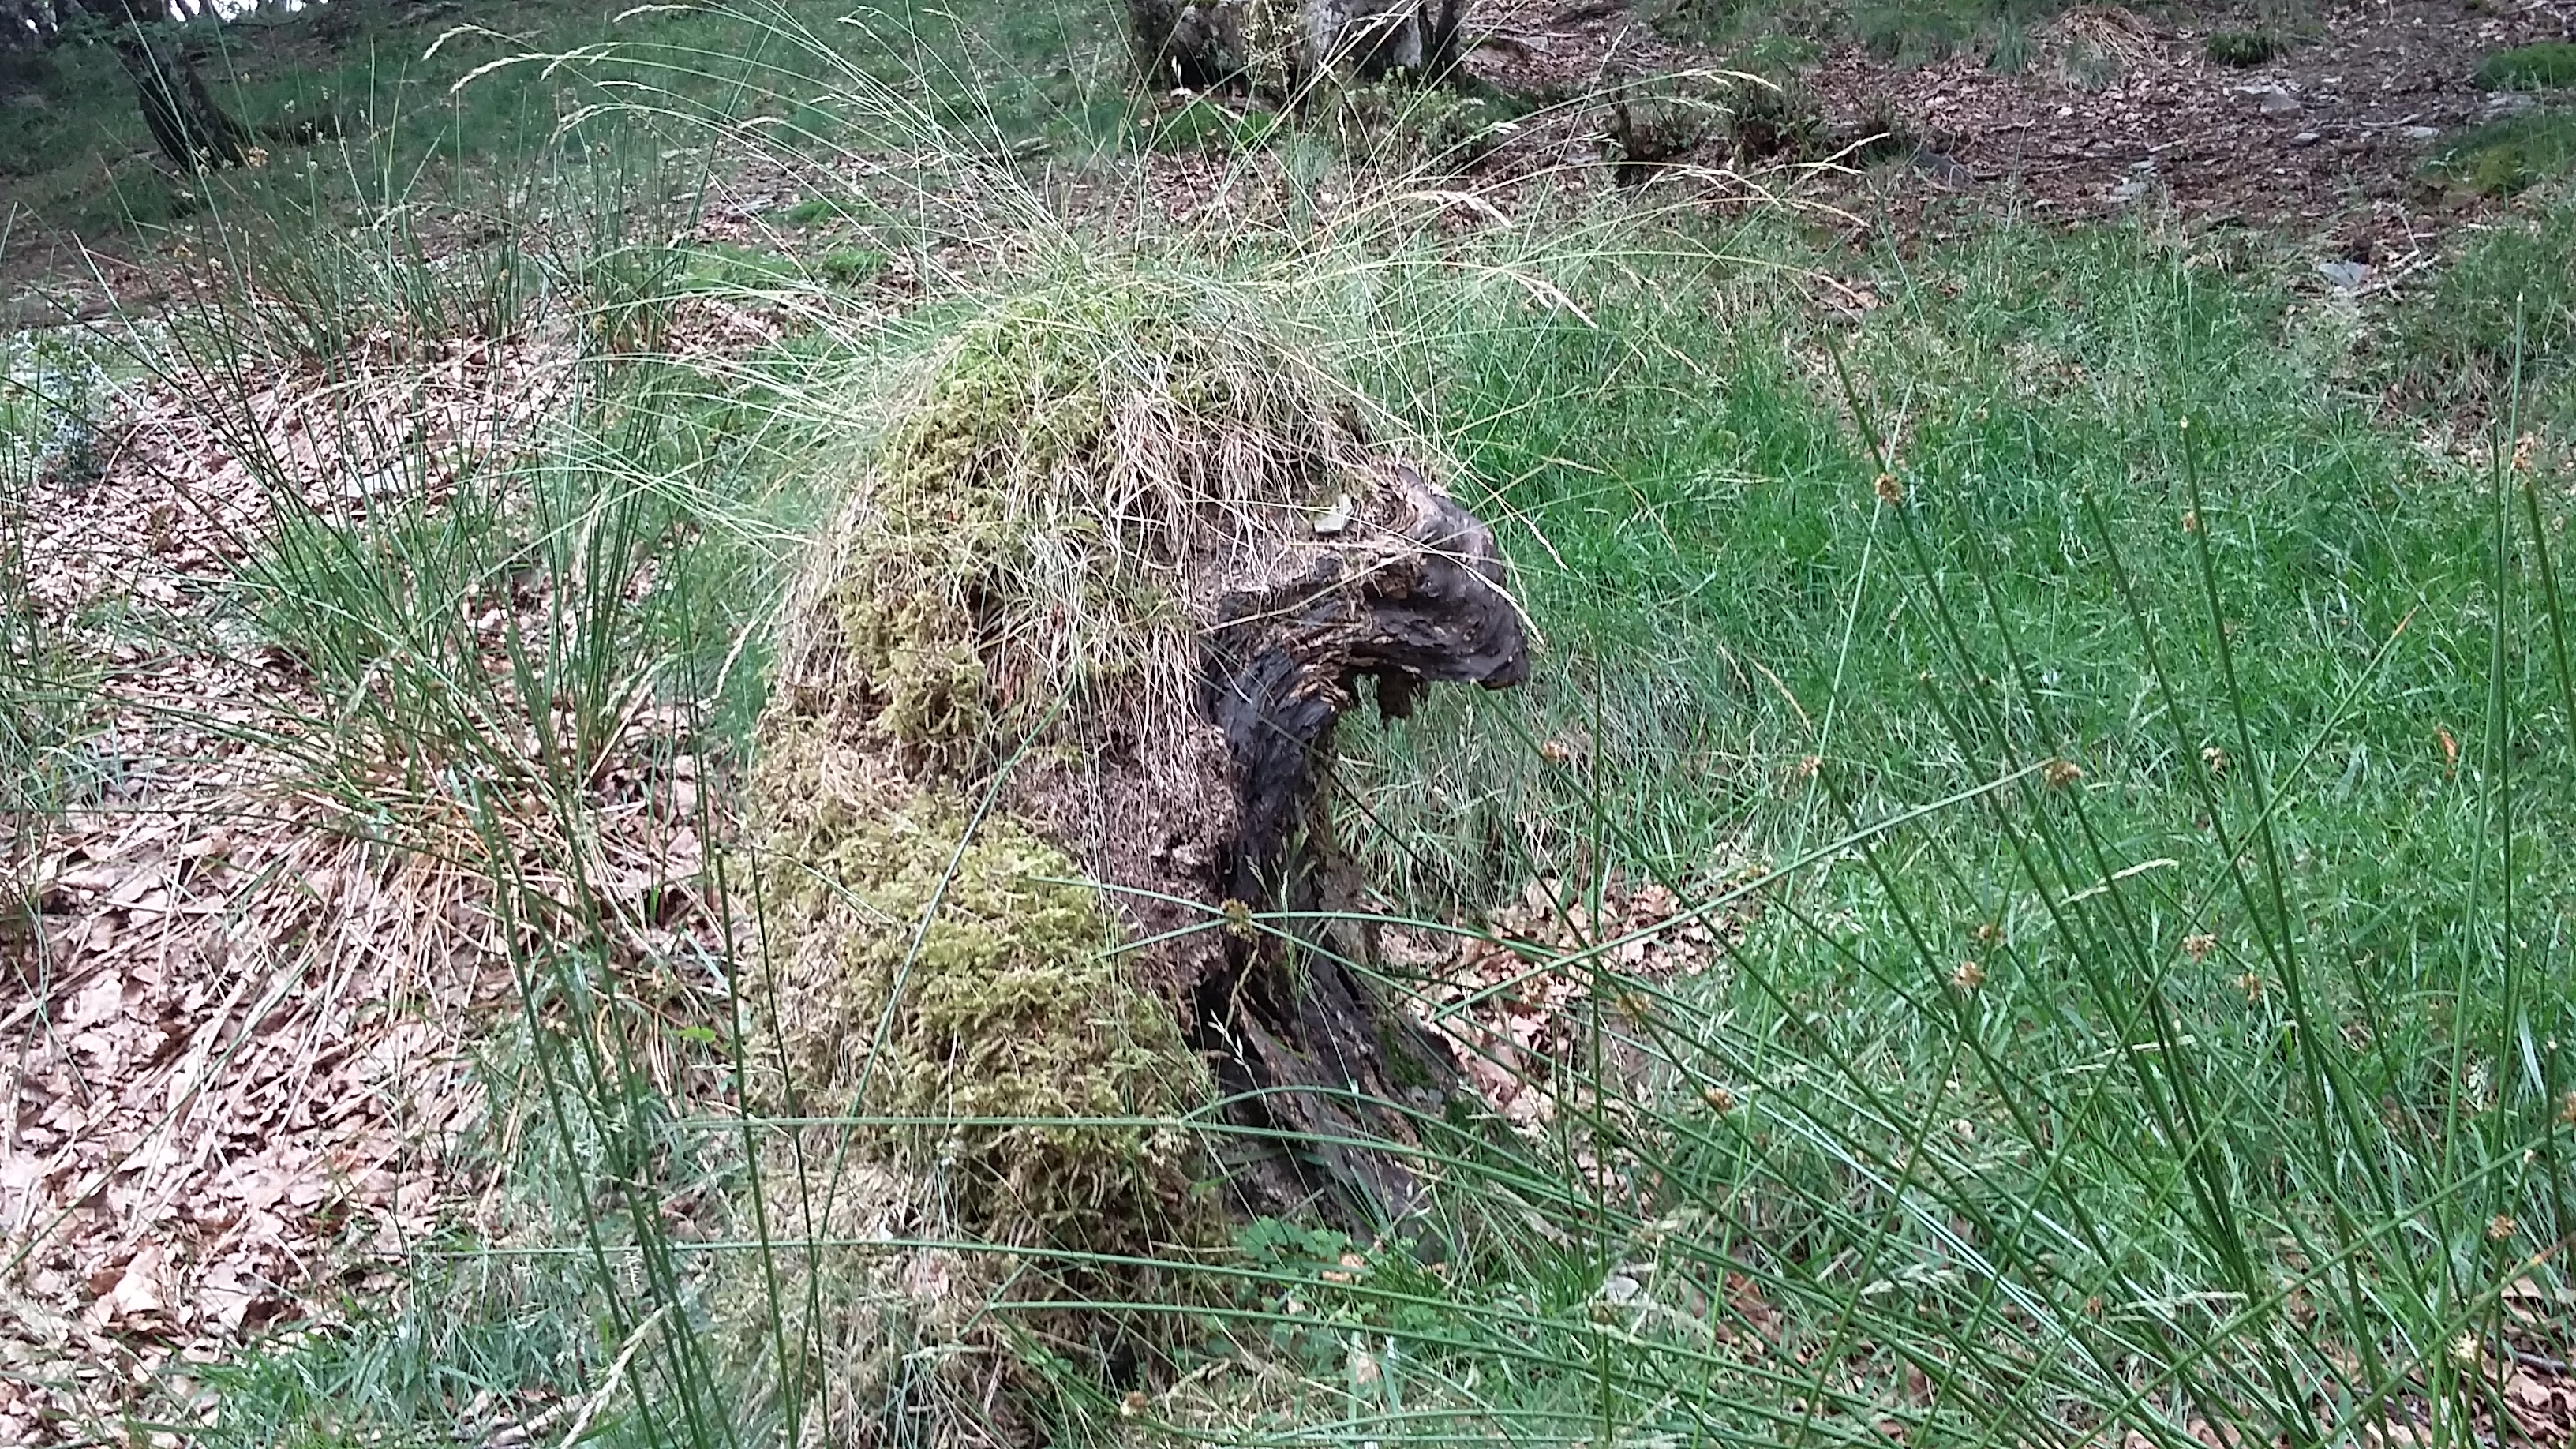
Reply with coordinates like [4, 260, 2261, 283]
[1125, 0, 1470, 95]
[1193, 466, 1527, 1223]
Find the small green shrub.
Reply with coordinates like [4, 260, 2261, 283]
[2473, 41, 2576, 91]
[2204, 30, 2285, 66]
[775, 196, 848, 226]
[1326, 84, 1522, 170]
[1728, 73, 1826, 160]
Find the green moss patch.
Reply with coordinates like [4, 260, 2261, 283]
[753, 718, 1211, 1245]
[792, 270, 1349, 771]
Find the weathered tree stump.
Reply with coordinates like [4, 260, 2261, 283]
[1194, 468, 1526, 1222]
[744, 272, 1525, 1440]
[1125, 0, 1470, 95]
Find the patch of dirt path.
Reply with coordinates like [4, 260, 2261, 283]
[1808, 1, 2576, 248]
[1463, 0, 2575, 259]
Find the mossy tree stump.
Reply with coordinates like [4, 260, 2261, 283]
[753, 275, 1528, 1272]
[1125, 0, 1470, 95]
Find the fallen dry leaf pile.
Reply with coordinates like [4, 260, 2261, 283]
[0, 339, 572, 1438]
[0, 324, 702, 1440]
[3, 823, 494, 1436]
[1394, 873, 1753, 1134]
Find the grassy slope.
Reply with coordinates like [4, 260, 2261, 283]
[0, 0, 1135, 239]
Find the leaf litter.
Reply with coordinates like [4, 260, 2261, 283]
[0, 322, 731, 1441]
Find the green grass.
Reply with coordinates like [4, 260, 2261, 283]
[1652, 0, 2062, 68]
[2474, 42, 2576, 92]
[2383, 184, 2576, 424]
[0, 0, 1140, 239]
[2204, 30, 2286, 67]
[0, 328, 110, 830]
[141, 193, 2574, 1448]
[2428, 110, 2576, 197]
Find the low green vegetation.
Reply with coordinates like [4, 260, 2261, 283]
[0, 0, 1139, 237]
[2386, 185, 2576, 423]
[2430, 107, 2576, 195]
[2203, 29, 2286, 66]
[2473, 40, 2576, 92]
[126, 159, 2572, 1449]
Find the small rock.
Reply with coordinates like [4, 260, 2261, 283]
[2399, 125, 2439, 141]
[2234, 84, 2300, 115]
[2481, 92, 2537, 120]
[1599, 1273, 1643, 1305]
[2315, 260, 2371, 291]
[2293, 131, 2322, 146]
[2110, 176, 2151, 204]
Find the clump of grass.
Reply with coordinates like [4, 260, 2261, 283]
[2473, 41, 2576, 91]
[0, 331, 107, 835]
[1325, 82, 1528, 171]
[1606, 72, 1732, 178]
[776, 195, 850, 227]
[1148, 95, 1282, 155]
[2204, 29, 2286, 66]
[1853, 0, 1974, 63]
[818, 247, 889, 286]
[2382, 187, 2576, 421]
[1725, 71, 1827, 159]
[2430, 109, 2576, 194]
[1848, 94, 1919, 162]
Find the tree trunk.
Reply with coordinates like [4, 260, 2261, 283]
[118, 33, 248, 168]
[73, 0, 249, 170]
[1126, 0, 1470, 96]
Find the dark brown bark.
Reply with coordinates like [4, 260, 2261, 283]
[71, 0, 249, 169]
[120, 35, 248, 169]
[1193, 469, 1528, 1227]
[1127, 0, 1470, 96]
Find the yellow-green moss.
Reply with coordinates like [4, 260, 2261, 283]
[827, 275, 1341, 764]
[755, 719, 1211, 1246]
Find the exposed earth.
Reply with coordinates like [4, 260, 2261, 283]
[1466, 0, 2576, 264]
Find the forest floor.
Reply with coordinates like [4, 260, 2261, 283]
[5, 0, 2576, 1443]
[1471, 0, 2574, 255]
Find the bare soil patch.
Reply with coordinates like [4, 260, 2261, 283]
[1462, 0, 2576, 260]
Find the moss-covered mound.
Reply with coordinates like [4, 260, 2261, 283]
[781, 271, 1355, 777]
[752, 718, 1209, 1248]
[731, 251, 1504, 1443]
[736, 264, 1403, 1440]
